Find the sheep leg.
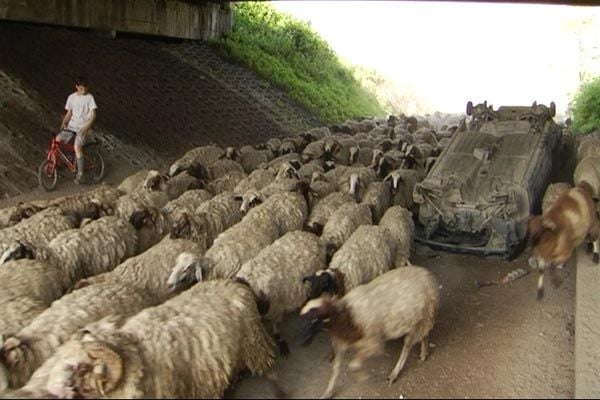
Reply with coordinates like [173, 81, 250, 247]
[594, 239, 600, 264]
[419, 335, 429, 362]
[321, 343, 345, 399]
[387, 333, 415, 386]
[271, 321, 289, 357]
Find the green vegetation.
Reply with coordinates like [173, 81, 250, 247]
[571, 76, 600, 135]
[214, 2, 385, 124]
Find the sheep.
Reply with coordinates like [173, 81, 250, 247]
[161, 189, 214, 217]
[0, 259, 73, 336]
[78, 236, 206, 304]
[300, 265, 440, 398]
[576, 135, 600, 163]
[0, 281, 154, 391]
[383, 168, 423, 210]
[309, 171, 338, 203]
[267, 152, 304, 171]
[169, 191, 243, 251]
[116, 169, 150, 195]
[320, 202, 373, 261]
[303, 225, 398, 299]
[0, 201, 49, 230]
[542, 182, 573, 214]
[143, 170, 203, 200]
[196, 215, 281, 280]
[0, 208, 77, 259]
[46, 183, 123, 223]
[233, 167, 277, 195]
[1, 216, 138, 287]
[114, 188, 169, 223]
[205, 169, 247, 195]
[168, 144, 225, 177]
[573, 156, 600, 200]
[348, 145, 374, 167]
[306, 191, 356, 236]
[360, 181, 393, 223]
[234, 230, 327, 355]
[204, 158, 245, 181]
[238, 147, 273, 174]
[13, 280, 278, 399]
[336, 166, 378, 200]
[126, 205, 170, 254]
[242, 182, 310, 236]
[379, 205, 415, 267]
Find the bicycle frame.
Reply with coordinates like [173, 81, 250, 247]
[46, 133, 77, 173]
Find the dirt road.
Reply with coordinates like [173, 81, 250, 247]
[231, 248, 575, 399]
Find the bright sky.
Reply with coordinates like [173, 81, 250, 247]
[272, 1, 600, 116]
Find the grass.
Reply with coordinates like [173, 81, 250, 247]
[571, 76, 600, 135]
[212, 2, 386, 125]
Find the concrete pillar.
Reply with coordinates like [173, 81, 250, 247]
[0, 0, 232, 40]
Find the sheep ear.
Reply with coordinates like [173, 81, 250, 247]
[1, 337, 24, 367]
[233, 195, 243, 202]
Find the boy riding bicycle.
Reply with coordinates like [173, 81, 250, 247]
[56, 76, 97, 184]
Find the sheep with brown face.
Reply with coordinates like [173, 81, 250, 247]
[12, 280, 279, 399]
[300, 265, 440, 399]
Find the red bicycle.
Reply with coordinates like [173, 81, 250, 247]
[38, 130, 105, 191]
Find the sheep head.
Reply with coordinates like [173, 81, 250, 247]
[167, 252, 205, 292]
[0, 240, 37, 265]
[0, 335, 37, 389]
[143, 170, 170, 192]
[11, 202, 46, 223]
[129, 207, 159, 230]
[276, 162, 300, 180]
[302, 269, 344, 300]
[239, 191, 265, 214]
[383, 170, 403, 191]
[46, 332, 123, 399]
[348, 173, 360, 198]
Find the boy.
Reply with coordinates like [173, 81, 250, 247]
[57, 76, 97, 184]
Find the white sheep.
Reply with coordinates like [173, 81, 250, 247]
[300, 265, 440, 399]
[0, 281, 154, 391]
[168, 144, 225, 177]
[234, 230, 327, 355]
[306, 191, 356, 236]
[161, 189, 214, 218]
[0, 208, 77, 259]
[13, 280, 279, 399]
[0, 201, 49, 230]
[0, 258, 73, 336]
[320, 202, 373, 261]
[303, 225, 398, 299]
[169, 191, 243, 251]
[1, 216, 138, 286]
[360, 180, 393, 223]
[116, 169, 151, 195]
[143, 170, 202, 200]
[46, 183, 123, 223]
[573, 156, 600, 200]
[378, 205, 415, 267]
[233, 167, 277, 194]
[205, 169, 247, 195]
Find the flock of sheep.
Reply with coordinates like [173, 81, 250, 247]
[0, 112, 475, 399]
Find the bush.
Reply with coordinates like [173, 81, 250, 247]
[571, 76, 600, 135]
[213, 2, 385, 124]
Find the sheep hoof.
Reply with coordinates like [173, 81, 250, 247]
[587, 242, 594, 253]
[594, 253, 599, 264]
[386, 374, 398, 387]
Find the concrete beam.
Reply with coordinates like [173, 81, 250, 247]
[0, 0, 232, 40]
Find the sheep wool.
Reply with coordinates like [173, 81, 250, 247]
[15, 280, 277, 399]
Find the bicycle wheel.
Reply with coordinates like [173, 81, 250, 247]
[84, 150, 105, 183]
[38, 159, 58, 191]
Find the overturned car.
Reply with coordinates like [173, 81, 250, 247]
[413, 101, 562, 258]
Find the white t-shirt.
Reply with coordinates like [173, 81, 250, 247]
[65, 92, 97, 132]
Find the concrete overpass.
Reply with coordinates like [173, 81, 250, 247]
[0, 0, 232, 40]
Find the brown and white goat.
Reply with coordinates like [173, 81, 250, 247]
[528, 180, 600, 300]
